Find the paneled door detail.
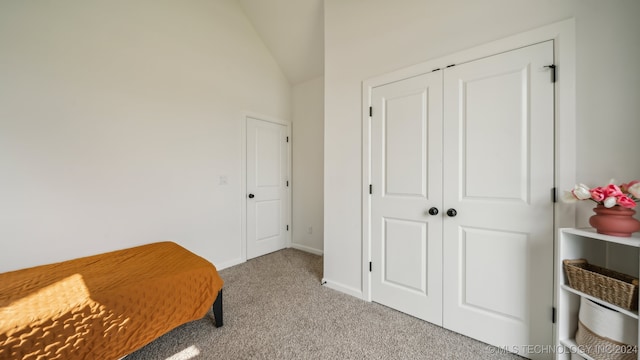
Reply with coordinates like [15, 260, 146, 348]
[370, 71, 444, 325]
[368, 41, 554, 358]
[246, 117, 288, 259]
[441, 41, 554, 355]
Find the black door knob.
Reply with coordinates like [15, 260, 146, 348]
[248, 193, 255, 198]
[428, 207, 439, 216]
[446, 208, 457, 217]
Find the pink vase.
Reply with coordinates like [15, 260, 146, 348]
[589, 205, 640, 237]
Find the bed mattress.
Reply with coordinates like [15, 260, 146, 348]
[0, 241, 223, 360]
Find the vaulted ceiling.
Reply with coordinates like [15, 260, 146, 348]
[238, 0, 324, 85]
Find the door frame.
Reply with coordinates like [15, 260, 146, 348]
[362, 18, 576, 304]
[240, 111, 292, 262]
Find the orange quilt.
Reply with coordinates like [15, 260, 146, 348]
[0, 242, 224, 360]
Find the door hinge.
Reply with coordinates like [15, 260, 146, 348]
[369, 262, 372, 272]
[552, 307, 556, 324]
[369, 184, 373, 194]
[545, 64, 556, 83]
[551, 187, 557, 203]
[286, 225, 289, 231]
[369, 106, 373, 117]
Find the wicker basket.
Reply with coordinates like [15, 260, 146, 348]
[576, 321, 637, 360]
[563, 259, 639, 311]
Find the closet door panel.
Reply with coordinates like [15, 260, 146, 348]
[442, 40, 555, 357]
[370, 71, 444, 325]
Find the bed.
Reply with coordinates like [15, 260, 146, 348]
[0, 241, 224, 360]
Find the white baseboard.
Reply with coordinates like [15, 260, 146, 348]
[290, 243, 323, 256]
[321, 278, 364, 299]
[215, 257, 245, 271]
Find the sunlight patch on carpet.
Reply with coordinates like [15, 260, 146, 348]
[165, 345, 200, 360]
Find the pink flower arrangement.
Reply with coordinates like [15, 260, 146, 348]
[563, 180, 640, 209]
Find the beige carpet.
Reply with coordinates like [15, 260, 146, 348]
[126, 248, 525, 360]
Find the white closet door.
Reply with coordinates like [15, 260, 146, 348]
[442, 40, 554, 357]
[370, 71, 444, 324]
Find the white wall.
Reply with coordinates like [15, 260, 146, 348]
[0, 0, 291, 273]
[292, 76, 324, 255]
[323, 0, 640, 295]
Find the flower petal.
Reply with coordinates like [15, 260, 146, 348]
[573, 184, 592, 200]
[604, 196, 618, 208]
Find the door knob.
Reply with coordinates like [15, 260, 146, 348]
[428, 207, 439, 216]
[446, 208, 457, 217]
[248, 193, 255, 198]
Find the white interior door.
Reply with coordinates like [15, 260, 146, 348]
[246, 117, 288, 259]
[370, 71, 444, 324]
[441, 41, 554, 357]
